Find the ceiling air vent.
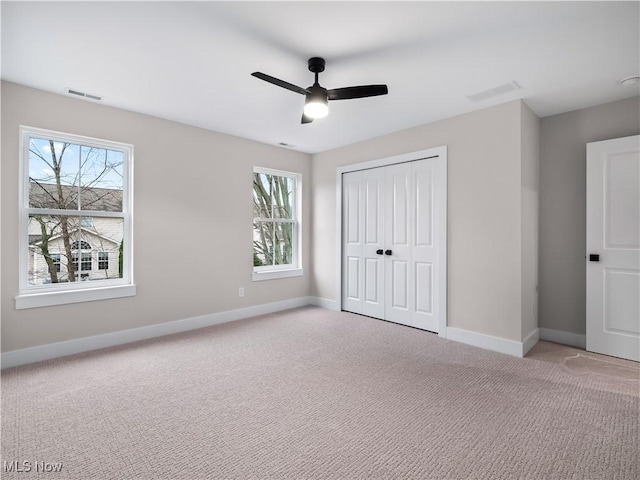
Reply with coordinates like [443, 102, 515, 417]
[66, 88, 103, 101]
[467, 81, 520, 102]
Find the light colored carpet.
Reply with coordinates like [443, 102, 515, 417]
[1, 306, 638, 479]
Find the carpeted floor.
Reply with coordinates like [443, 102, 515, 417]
[1, 306, 638, 479]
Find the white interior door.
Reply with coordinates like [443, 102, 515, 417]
[586, 135, 640, 362]
[342, 168, 386, 319]
[412, 159, 439, 332]
[385, 162, 413, 326]
[342, 157, 444, 333]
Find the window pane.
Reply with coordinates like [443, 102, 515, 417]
[253, 173, 272, 218]
[273, 222, 294, 265]
[27, 214, 123, 285]
[80, 146, 124, 212]
[253, 221, 273, 266]
[272, 175, 294, 219]
[29, 138, 80, 209]
[80, 217, 94, 227]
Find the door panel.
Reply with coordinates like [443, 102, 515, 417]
[392, 260, 409, 309]
[390, 169, 409, 247]
[346, 181, 359, 244]
[342, 175, 363, 312]
[415, 262, 433, 314]
[587, 135, 640, 361]
[415, 168, 433, 247]
[385, 163, 413, 326]
[346, 257, 359, 300]
[412, 160, 438, 331]
[365, 180, 381, 245]
[605, 270, 640, 335]
[342, 169, 385, 319]
[606, 150, 640, 247]
[365, 258, 380, 303]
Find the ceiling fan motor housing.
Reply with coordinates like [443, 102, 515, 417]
[308, 57, 326, 73]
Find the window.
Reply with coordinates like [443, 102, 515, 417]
[17, 126, 135, 309]
[252, 167, 302, 281]
[50, 254, 61, 273]
[98, 252, 109, 270]
[80, 217, 94, 227]
[72, 253, 92, 272]
[72, 240, 92, 250]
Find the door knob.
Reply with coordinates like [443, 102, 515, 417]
[376, 249, 384, 255]
[385, 250, 392, 256]
[589, 254, 600, 262]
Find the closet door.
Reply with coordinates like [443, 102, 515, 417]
[384, 163, 413, 326]
[411, 159, 439, 332]
[341, 157, 443, 333]
[342, 168, 385, 319]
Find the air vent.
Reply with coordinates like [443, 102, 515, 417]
[66, 88, 103, 101]
[278, 142, 296, 148]
[467, 81, 520, 102]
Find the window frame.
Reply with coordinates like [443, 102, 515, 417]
[252, 167, 303, 281]
[16, 126, 135, 309]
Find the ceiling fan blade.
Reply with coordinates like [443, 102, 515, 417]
[301, 113, 314, 124]
[327, 85, 389, 101]
[251, 72, 309, 96]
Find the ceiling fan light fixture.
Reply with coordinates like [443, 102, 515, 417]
[304, 93, 328, 119]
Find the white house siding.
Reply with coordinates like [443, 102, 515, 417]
[28, 216, 122, 285]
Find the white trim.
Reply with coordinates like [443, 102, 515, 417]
[2, 296, 311, 368]
[446, 327, 526, 358]
[2, 295, 547, 368]
[309, 296, 340, 311]
[15, 284, 136, 310]
[335, 146, 448, 333]
[539, 328, 586, 349]
[522, 328, 540, 356]
[252, 268, 303, 281]
[336, 147, 447, 176]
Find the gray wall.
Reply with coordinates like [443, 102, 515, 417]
[521, 103, 540, 342]
[1, 81, 312, 352]
[538, 96, 640, 335]
[312, 100, 532, 342]
[5, 77, 634, 354]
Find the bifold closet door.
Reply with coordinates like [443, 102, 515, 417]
[342, 158, 440, 333]
[384, 162, 413, 326]
[342, 168, 386, 320]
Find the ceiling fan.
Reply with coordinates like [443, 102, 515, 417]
[252, 57, 388, 124]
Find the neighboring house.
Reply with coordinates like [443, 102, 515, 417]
[28, 182, 123, 285]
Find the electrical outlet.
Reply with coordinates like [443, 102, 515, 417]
[238, 287, 244, 298]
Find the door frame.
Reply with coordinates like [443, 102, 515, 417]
[335, 146, 448, 336]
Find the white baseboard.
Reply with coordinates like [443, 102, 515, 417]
[309, 297, 340, 311]
[522, 328, 540, 356]
[539, 328, 586, 349]
[3, 295, 565, 368]
[446, 327, 527, 358]
[1, 296, 311, 369]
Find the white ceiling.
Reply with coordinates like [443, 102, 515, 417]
[2, 1, 639, 154]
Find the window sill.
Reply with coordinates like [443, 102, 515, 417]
[15, 284, 136, 310]
[252, 268, 303, 282]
